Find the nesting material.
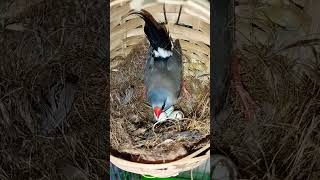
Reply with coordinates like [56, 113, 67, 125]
[110, 39, 210, 163]
[110, 1, 210, 176]
[214, 0, 320, 179]
[0, 1, 108, 178]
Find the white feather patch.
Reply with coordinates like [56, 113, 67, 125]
[129, 0, 143, 11]
[153, 47, 173, 58]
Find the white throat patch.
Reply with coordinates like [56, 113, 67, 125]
[153, 47, 173, 58]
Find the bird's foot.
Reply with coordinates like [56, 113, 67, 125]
[232, 51, 256, 121]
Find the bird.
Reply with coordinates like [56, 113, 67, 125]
[129, 9, 183, 121]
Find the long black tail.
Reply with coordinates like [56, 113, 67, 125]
[129, 9, 172, 52]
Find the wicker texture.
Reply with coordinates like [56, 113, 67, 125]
[111, 144, 210, 178]
[110, 0, 210, 177]
[110, 0, 210, 81]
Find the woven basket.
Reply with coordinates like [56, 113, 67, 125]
[111, 144, 210, 178]
[110, 0, 210, 178]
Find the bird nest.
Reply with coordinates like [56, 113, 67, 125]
[110, 0, 210, 177]
[0, 0, 108, 179]
[214, 0, 320, 179]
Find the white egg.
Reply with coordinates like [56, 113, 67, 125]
[153, 107, 184, 122]
[168, 111, 184, 120]
[155, 111, 167, 122]
[164, 106, 174, 116]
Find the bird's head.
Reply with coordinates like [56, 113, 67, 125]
[148, 90, 169, 120]
[151, 98, 166, 120]
[153, 106, 163, 119]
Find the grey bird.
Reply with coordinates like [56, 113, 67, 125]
[129, 9, 183, 121]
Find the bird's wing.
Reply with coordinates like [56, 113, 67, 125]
[166, 39, 183, 97]
[144, 46, 154, 89]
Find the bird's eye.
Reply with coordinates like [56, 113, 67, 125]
[161, 99, 166, 110]
[161, 103, 165, 110]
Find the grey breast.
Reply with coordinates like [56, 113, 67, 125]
[144, 39, 183, 99]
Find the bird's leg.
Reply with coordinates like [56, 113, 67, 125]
[231, 50, 256, 121]
[182, 80, 192, 99]
[175, 5, 183, 25]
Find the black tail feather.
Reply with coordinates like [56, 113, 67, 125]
[129, 9, 172, 51]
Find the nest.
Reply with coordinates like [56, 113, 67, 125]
[0, 0, 108, 179]
[214, 0, 320, 179]
[110, 0, 210, 177]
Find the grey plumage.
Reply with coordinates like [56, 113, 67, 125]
[144, 39, 183, 111]
[130, 9, 183, 119]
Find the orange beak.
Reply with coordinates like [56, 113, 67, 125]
[154, 107, 162, 119]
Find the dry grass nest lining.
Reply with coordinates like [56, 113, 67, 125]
[215, 10, 320, 180]
[110, 39, 210, 163]
[216, 45, 320, 179]
[0, 0, 108, 179]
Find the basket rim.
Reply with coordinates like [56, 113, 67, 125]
[110, 0, 210, 59]
[110, 144, 210, 167]
[111, 0, 210, 22]
[110, 144, 210, 177]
